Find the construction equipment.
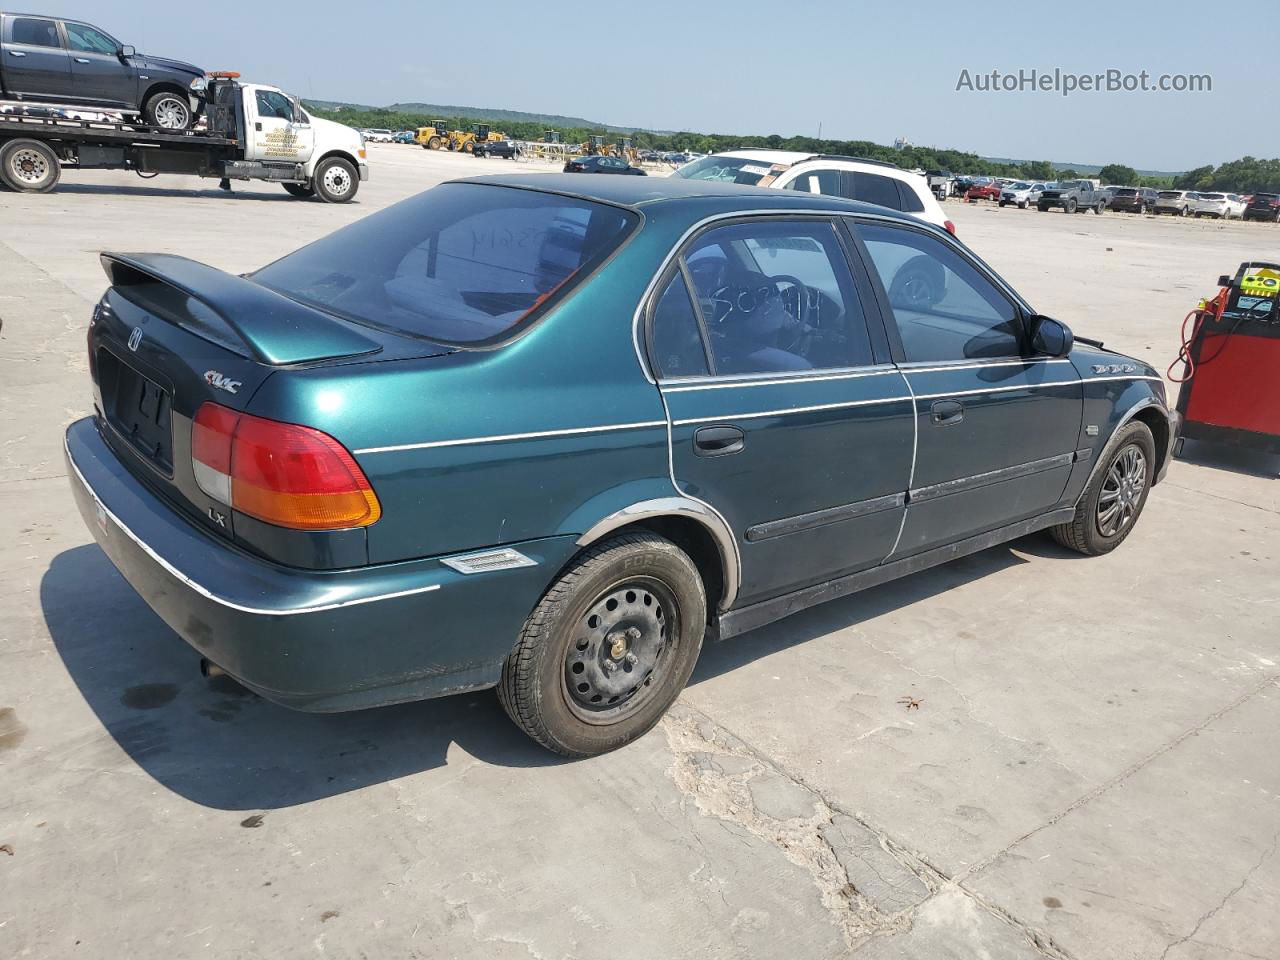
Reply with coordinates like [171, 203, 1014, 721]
[1170, 261, 1280, 469]
[415, 121, 449, 150]
[544, 129, 561, 144]
[446, 123, 505, 154]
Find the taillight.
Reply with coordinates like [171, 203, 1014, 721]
[191, 402, 380, 530]
[944, 220, 957, 236]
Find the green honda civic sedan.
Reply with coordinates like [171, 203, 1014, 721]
[66, 174, 1177, 756]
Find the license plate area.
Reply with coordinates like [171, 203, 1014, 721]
[98, 349, 174, 472]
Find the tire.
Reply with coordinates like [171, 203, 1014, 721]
[428, 136, 442, 150]
[1064, 198, 1078, 213]
[282, 182, 315, 198]
[1018, 201, 1027, 209]
[313, 157, 358, 203]
[1037, 203, 1049, 212]
[143, 90, 193, 130]
[0, 139, 60, 193]
[1050, 421, 1156, 556]
[1181, 207, 1190, 217]
[1094, 201, 1105, 214]
[497, 532, 707, 757]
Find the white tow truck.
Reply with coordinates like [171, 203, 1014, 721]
[0, 73, 367, 201]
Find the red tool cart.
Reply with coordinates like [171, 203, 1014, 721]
[1172, 261, 1280, 469]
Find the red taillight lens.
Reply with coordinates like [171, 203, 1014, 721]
[191, 402, 380, 531]
[944, 220, 957, 235]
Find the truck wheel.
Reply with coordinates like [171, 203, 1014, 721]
[282, 182, 315, 198]
[1037, 203, 1048, 212]
[427, 136, 442, 150]
[498, 532, 706, 757]
[313, 157, 358, 203]
[0, 139, 60, 193]
[1050, 421, 1155, 556]
[143, 91, 193, 130]
[1064, 198, 1077, 213]
[1094, 201, 1105, 214]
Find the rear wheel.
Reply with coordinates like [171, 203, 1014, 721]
[1051, 421, 1156, 556]
[143, 91, 193, 130]
[313, 157, 358, 203]
[0, 139, 60, 193]
[498, 532, 706, 757]
[282, 182, 315, 198]
[427, 136, 442, 150]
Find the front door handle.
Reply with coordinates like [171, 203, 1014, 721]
[694, 425, 745, 457]
[930, 399, 965, 425]
[255, 121, 262, 131]
[9, 50, 26, 57]
[74, 57, 90, 63]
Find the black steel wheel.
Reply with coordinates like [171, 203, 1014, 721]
[498, 532, 706, 757]
[1050, 421, 1156, 555]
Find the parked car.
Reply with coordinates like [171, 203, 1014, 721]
[0, 12, 204, 128]
[1193, 192, 1246, 219]
[66, 173, 1176, 756]
[999, 181, 1047, 209]
[1153, 190, 1197, 216]
[392, 131, 416, 144]
[924, 169, 954, 200]
[474, 138, 522, 159]
[1244, 192, 1280, 222]
[1038, 179, 1108, 213]
[966, 178, 1002, 201]
[362, 128, 394, 143]
[674, 150, 954, 233]
[564, 154, 645, 175]
[1108, 187, 1159, 214]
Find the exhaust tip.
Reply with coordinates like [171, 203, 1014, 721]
[199, 658, 226, 679]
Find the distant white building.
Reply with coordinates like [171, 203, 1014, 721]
[893, 136, 911, 150]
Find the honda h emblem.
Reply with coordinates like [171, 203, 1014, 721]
[127, 327, 143, 352]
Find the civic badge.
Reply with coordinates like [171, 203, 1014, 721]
[127, 327, 143, 352]
[204, 370, 242, 394]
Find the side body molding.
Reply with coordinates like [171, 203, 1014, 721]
[575, 497, 741, 611]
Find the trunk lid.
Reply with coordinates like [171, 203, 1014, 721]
[90, 253, 450, 557]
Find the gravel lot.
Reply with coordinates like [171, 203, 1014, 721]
[2, 143, 1278, 959]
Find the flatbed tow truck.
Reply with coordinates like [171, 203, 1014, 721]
[0, 74, 367, 201]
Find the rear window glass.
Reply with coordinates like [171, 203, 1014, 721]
[253, 184, 637, 345]
[675, 155, 779, 186]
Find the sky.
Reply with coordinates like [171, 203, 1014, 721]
[43, 0, 1277, 171]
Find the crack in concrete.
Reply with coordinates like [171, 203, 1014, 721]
[1157, 824, 1280, 960]
[959, 672, 1280, 884]
[662, 704, 1076, 959]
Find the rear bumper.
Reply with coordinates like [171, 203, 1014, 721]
[65, 417, 573, 712]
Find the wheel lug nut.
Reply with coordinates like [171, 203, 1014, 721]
[603, 660, 618, 673]
[624, 652, 638, 665]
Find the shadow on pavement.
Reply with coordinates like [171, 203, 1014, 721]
[50, 183, 320, 203]
[1170, 438, 1279, 480]
[44, 536, 1033, 811]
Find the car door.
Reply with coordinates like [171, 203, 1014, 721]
[64, 21, 135, 107]
[2, 16, 71, 99]
[245, 89, 315, 162]
[651, 216, 916, 606]
[850, 218, 1082, 558]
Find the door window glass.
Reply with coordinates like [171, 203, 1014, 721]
[783, 168, 843, 197]
[12, 18, 60, 47]
[857, 222, 1022, 362]
[66, 23, 117, 54]
[255, 90, 293, 121]
[851, 172, 902, 209]
[894, 180, 925, 212]
[682, 220, 874, 374]
[650, 272, 710, 378]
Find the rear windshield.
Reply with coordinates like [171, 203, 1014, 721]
[1254, 193, 1280, 201]
[1114, 188, 1137, 196]
[1199, 193, 1225, 200]
[253, 184, 638, 345]
[1158, 191, 1181, 198]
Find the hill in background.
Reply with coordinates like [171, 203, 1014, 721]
[306, 98, 666, 135]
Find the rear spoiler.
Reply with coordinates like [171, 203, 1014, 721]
[100, 252, 380, 365]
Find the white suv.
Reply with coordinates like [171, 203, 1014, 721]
[1193, 192, 1246, 219]
[673, 150, 955, 234]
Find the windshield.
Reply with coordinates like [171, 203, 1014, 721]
[1010, 182, 1031, 189]
[253, 184, 638, 346]
[673, 155, 782, 186]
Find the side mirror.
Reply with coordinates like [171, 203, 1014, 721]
[1218, 275, 1232, 288]
[1027, 314, 1074, 358]
[292, 103, 306, 124]
[119, 44, 135, 58]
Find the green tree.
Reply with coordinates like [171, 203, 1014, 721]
[1174, 165, 1215, 190]
[1098, 164, 1138, 186]
[1019, 160, 1054, 180]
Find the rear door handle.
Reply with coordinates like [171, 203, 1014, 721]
[930, 399, 965, 425]
[74, 57, 90, 63]
[694, 425, 745, 457]
[9, 50, 26, 57]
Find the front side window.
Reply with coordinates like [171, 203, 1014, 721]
[857, 222, 1022, 362]
[255, 90, 293, 121]
[66, 23, 117, 54]
[12, 17, 60, 47]
[254, 183, 637, 345]
[678, 220, 874, 375]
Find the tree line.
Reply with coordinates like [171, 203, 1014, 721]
[307, 104, 1275, 193]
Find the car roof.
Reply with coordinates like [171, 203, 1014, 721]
[450, 173, 929, 223]
[712, 149, 905, 173]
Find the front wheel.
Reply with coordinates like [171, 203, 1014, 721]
[313, 157, 358, 203]
[1064, 198, 1078, 213]
[1018, 201, 1027, 209]
[1037, 203, 1049, 212]
[0, 138, 60, 192]
[498, 532, 707, 757]
[1050, 421, 1156, 556]
[282, 182, 315, 198]
[143, 91, 193, 130]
